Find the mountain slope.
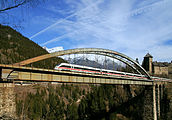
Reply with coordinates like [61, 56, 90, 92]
[0, 24, 66, 68]
[70, 57, 123, 70]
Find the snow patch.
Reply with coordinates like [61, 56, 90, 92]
[43, 46, 64, 53]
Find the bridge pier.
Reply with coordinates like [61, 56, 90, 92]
[160, 84, 165, 118]
[143, 85, 162, 120]
[153, 85, 157, 120]
[156, 85, 160, 119]
[0, 83, 16, 119]
[143, 86, 153, 120]
[154, 84, 163, 120]
[0, 68, 2, 80]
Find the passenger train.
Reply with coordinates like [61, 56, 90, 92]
[54, 63, 149, 79]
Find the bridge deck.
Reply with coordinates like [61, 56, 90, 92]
[0, 64, 168, 85]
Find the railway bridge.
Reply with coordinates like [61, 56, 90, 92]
[0, 48, 171, 120]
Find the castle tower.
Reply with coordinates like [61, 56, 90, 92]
[142, 53, 153, 74]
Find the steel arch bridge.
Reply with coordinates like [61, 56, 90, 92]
[14, 48, 151, 79]
[1, 48, 171, 120]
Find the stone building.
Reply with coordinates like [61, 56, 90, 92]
[152, 62, 169, 76]
[142, 53, 172, 78]
[168, 64, 172, 78]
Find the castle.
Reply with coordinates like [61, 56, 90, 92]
[142, 53, 172, 78]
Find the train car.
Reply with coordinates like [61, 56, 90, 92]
[55, 63, 101, 74]
[55, 63, 148, 79]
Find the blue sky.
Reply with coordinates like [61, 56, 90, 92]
[1, 0, 172, 63]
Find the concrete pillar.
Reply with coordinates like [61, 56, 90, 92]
[0, 83, 16, 119]
[0, 68, 2, 80]
[153, 85, 157, 120]
[156, 85, 160, 119]
[159, 85, 162, 118]
[160, 85, 164, 100]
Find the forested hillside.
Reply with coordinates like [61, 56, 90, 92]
[15, 83, 146, 120]
[0, 24, 66, 68]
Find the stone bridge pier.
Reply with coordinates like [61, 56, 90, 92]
[0, 83, 16, 119]
[143, 84, 164, 120]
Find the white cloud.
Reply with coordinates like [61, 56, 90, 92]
[34, 0, 172, 62]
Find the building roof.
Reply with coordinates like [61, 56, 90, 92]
[153, 61, 169, 67]
[144, 53, 153, 58]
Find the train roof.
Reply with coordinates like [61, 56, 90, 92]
[57, 63, 145, 77]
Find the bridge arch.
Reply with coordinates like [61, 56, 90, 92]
[14, 48, 151, 79]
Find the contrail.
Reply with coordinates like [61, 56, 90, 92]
[128, 0, 167, 17]
[41, 30, 79, 46]
[29, 1, 101, 39]
[41, 0, 168, 46]
[40, 21, 102, 46]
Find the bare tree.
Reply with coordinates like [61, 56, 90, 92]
[0, 0, 45, 12]
[0, 0, 45, 27]
[0, 0, 27, 12]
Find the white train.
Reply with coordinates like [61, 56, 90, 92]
[55, 63, 148, 79]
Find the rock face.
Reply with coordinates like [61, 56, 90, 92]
[0, 83, 16, 119]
